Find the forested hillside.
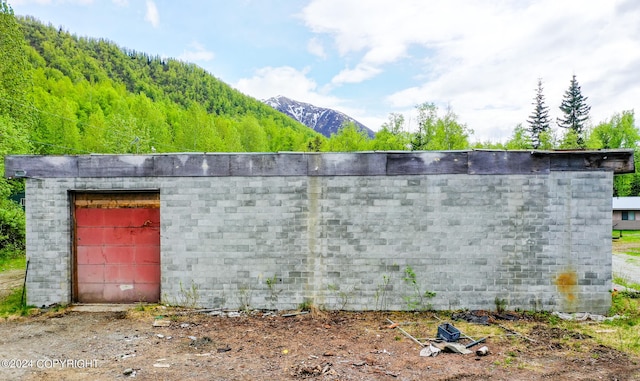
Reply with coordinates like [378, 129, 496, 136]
[13, 16, 321, 155]
[0, 5, 327, 258]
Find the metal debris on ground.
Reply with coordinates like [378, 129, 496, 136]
[152, 319, 170, 327]
[551, 311, 620, 322]
[419, 344, 441, 357]
[451, 310, 490, 325]
[464, 337, 487, 349]
[443, 343, 472, 354]
[282, 311, 310, 318]
[451, 310, 520, 324]
[475, 346, 489, 356]
[496, 323, 536, 343]
[387, 317, 488, 356]
[386, 318, 425, 347]
[437, 323, 461, 342]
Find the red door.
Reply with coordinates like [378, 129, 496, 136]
[74, 193, 160, 303]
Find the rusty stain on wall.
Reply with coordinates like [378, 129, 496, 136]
[555, 270, 578, 305]
[75, 193, 160, 209]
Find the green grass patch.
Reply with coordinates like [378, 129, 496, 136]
[546, 291, 640, 356]
[626, 248, 640, 257]
[613, 275, 640, 291]
[0, 287, 32, 317]
[613, 230, 640, 242]
[612, 230, 640, 256]
[0, 255, 26, 272]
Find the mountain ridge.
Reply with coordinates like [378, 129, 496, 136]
[264, 96, 374, 138]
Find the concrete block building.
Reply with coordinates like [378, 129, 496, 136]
[4, 150, 634, 313]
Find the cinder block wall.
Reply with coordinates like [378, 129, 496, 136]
[23, 169, 613, 313]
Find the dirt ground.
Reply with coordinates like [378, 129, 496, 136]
[0, 269, 24, 299]
[0, 307, 638, 381]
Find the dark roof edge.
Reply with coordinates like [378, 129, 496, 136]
[4, 150, 635, 178]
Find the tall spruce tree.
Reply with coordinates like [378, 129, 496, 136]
[557, 74, 591, 147]
[527, 79, 550, 149]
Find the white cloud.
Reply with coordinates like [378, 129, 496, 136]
[178, 41, 214, 62]
[301, 0, 640, 141]
[235, 66, 323, 102]
[144, 0, 159, 28]
[235, 66, 345, 113]
[307, 37, 326, 59]
[331, 63, 381, 85]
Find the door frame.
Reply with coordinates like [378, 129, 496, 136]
[70, 189, 161, 303]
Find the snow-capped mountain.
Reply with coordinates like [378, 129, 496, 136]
[264, 96, 374, 138]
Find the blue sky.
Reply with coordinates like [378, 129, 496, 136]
[10, 0, 640, 142]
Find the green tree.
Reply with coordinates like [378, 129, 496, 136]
[411, 103, 437, 150]
[323, 122, 371, 152]
[527, 79, 551, 149]
[0, 1, 33, 127]
[586, 111, 640, 197]
[371, 113, 410, 150]
[558, 74, 590, 147]
[238, 115, 268, 152]
[0, 115, 28, 259]
[432, 107, 472, 150]
[382, 112, 405, 135]
[587, 110, 638, 149]
[411, 103, 472, 150]
[504, 124, 532, 150]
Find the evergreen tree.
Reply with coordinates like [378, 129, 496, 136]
[527, 79, 550, 149]
[557, 74, 591, 147]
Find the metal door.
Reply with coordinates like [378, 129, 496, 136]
[74, 192, 160, 303]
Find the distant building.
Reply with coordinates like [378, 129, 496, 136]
[612, 197, 640, 230]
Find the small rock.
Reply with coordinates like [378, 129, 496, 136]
[156, 334, 164, 339]
[188, 336, 197, 341]
[153, 363, 170, 368]
[217, 345, 232, 353]
[227, 311, 241, 318]
[123, 368, 134, 375]
[180, 323, 190, 328]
